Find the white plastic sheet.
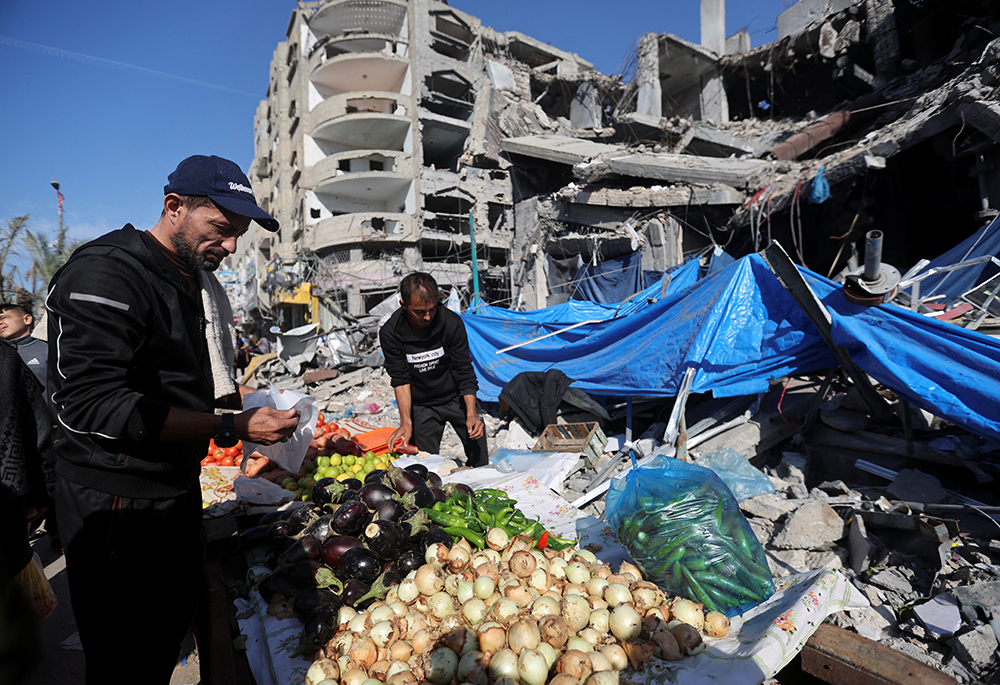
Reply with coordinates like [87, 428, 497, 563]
[240, 388, 318, 475]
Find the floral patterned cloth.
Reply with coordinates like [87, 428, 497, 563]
[233, 464, 869, 685]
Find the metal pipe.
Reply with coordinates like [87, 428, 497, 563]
[863, 230, 883, 282]
[771, 110, 851, 161]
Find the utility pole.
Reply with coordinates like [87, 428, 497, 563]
[51, 180, 64, 236]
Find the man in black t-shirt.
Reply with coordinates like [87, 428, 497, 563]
[379, 273, 487, 466]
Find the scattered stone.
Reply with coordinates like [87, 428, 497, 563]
[947, 625, 999, 669]
[913, 593, 962, 640]
[862, 584, 886, 606]
[739, 493, 799, 521]
[899, 616, 929, 640]
[868, 568, 914, 596]
[770, 499, 845, 550]
[814, 479, 857, 497]
[848, 515, 874, 574]
[885, 468, 948, 504]
[777, 452, 809, 485]
[953, 581, 1000, 609]
[747, 519, 773, 547]
[766, 549, 844, 577]
[301, 368, 339, 385]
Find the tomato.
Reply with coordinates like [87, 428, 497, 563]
[220, 456, 235, 467]
[327, 422, 339, 432]
[201, 456, 216, 467]
[214, 448, 227, 460]
[234, 454, 244, 467]
[234, 440, 243, 451]
[317, 412, 326, 427]
[224, 446, 241, 458]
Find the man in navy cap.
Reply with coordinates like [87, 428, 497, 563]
[45, 156, 298, 684]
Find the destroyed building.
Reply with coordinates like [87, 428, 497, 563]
[229, 0, 616, 327]
[231, 0, 1000, 325]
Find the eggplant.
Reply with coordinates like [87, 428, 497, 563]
[444, 482, 475, 498]
[266, 520, 293, 552]
[425, 527, 454, 549]
[400, 508, 430, 537]
[363, 520, 408, 561]
[321, 535, 365, 568]
[404, 463, 429, 480]
[293, 586, 342, 623]
[286, 505, 320, 536]
[288, 559, 344, 591]
[264, 550, 282, 570]
[401, 486, 436, 510]
[359, 482, 397, 511]
[301, 514, 335, 543]
[375, 498, 404, 522]
[338, 546, 381, 584]
[426, 472, 444, 490]
[331, 501, 369, 536]
[385, 463, 425, 495]
[341, 478, 364, 491]
[397, 549, 424, 575]
[431, 487, 446, 503]
[293, 603, 338, 657]
[338, 489, 361, 505]
[240, 524, 270, 549]
[281, 534, 323, 565]
[353, 569, 403, 607]
[257, 511, 286, 526]
[258, 573, 297, 603]
[364, 469, 387, 484]
[340, 578, 371, 608]
[311, 478, 347, 506]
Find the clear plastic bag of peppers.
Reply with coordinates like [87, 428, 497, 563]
[606, 455, 775, 617]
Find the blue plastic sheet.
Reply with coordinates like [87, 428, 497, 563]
[464, 253, 1000, 443]
[917, 214, 1000, 301]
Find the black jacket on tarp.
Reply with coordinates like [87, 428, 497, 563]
[379, 305, 479, 406]
[46, 224, 214, 500]
[499, 369, 573, 434]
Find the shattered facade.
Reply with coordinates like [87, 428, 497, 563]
[231, 0, 613, 326]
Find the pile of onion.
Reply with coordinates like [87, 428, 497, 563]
[304, 531, 732, 685]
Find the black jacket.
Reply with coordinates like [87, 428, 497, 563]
[379, 306, 479, 406]
[46, 225, 214, 499]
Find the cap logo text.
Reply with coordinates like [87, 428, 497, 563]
[228, 181, 253, 194]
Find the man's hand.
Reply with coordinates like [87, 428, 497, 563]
[235, 407, 300, 445]
[389, 424, 413, 451]
[467, 414, 485, 440]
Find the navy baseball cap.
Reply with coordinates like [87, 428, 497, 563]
[165, 155, 279, 232]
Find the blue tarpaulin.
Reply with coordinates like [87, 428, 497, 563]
[464, 253, 1000, 443]
[917, 214, 1000, 301]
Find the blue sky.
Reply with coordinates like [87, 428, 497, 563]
[0, 0, 791, 279]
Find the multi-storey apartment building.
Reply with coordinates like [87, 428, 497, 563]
[233, 0, 595, 326]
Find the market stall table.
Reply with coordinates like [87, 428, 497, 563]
[225, 456, 869, 685]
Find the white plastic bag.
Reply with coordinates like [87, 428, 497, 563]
[233, 475, 296, 506]
[240, 387, 318, 475]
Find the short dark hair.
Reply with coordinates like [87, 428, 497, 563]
[400, 272, 439, 304]
[160, 195, 216, 218]
[0, 303, 32, 319]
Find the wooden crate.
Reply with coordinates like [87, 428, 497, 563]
[533, 422, 607, 468]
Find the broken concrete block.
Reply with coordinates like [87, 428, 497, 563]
[914, 593, 963, 640]
[739, 493, 798, 521]
[302, 368, 339, 385]
[868, 568, 914, 596]
[947, 625, 999, 668]
[747, 519, 773, 547]
[770, 499, 845, 550]
[777, 452, 809, 484]
[766, 549, 810, 577]
[845, 606, 894, 641]
[886, 468, 948, 504]
[848, 514, 875, 574]
[862, 584, 886, 606]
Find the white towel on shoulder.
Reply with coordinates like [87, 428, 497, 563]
[197, 271, 239, 400]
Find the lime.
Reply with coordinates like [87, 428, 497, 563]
[330, 454, 342, 467]
[344, 455, 356, 467]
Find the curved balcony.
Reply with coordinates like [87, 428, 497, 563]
[310, 51, 409, 96]
[309, 150, 414, 185]
[310, 0, 408, 41]
[311, 111, 411, 153]
[310, 212, 417, 251]
[310, 89, 409, 119]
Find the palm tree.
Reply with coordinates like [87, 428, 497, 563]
[1, 215, 29, 303]
[23, 222, 82, 306]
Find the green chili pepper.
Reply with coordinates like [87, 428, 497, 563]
[425, 509, 467, 528]
[696, 571, 758, 601]
[443, 526, 485, 550]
